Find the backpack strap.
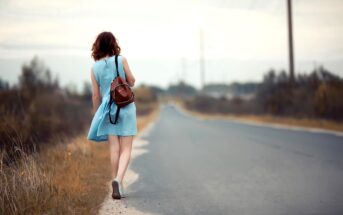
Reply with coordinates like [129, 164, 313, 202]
[108, 97, 121, 124]
[115, 55, 119, 77]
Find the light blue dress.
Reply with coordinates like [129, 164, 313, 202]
[87, 55, 137, 142]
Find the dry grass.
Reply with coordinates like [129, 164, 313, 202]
[0, 150, 55, 214]
[0, 108, 159, 215]
[176, 100, 343, 133]
[0, 134, 110, 215]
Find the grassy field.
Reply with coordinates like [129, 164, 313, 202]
[0, 108, 159, 215]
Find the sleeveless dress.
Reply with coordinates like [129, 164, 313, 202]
[87, 55, 137, 142]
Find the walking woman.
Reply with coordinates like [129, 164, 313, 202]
[87, 31, 137, 199]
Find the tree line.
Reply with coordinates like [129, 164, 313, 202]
[0, 56, 92, 164]
[179, 67, 343, 121]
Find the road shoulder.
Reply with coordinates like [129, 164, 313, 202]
[98, 111, 159, 215]
[173, 102, 343, 137]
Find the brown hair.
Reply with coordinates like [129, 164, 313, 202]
[91, 31, 121, 61]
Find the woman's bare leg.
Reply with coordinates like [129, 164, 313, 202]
[108, 135, 120, 179]
[116, 136, 134, 183]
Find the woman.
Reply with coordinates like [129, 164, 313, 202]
[87, 31, 137, 200]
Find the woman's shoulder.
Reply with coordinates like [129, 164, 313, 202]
[92, 60, 100, 71]
[120, 55, 128, 66]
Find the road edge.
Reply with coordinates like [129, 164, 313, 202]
[172, 102, 343, 137]
[98, 111, 160, 215]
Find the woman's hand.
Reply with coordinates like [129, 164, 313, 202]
[122, 56, 136, 87]
[90, 68, 101, 114]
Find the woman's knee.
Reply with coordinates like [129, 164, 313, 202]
[108, 135, 120, 150]
[119, 137, 133, 152]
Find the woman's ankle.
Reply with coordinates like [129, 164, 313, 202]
[113, 176, 122, 183]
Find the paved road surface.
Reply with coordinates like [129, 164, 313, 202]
[126, 105, 343, 215]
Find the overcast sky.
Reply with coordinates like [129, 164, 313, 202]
[0, 0, 342, 90]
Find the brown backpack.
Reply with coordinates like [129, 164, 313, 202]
[108, 55, 135, 124]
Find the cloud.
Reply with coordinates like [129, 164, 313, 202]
[0, 42, 87, 50]
[0, 0, 342, 88]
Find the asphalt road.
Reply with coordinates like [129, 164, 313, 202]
[127, 105, 343, 215]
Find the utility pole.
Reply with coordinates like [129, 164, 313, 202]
[199, 27, 205, 89]
[287, 0, 295, 84]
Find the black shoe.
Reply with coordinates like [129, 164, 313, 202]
[111, 180, 121, 199]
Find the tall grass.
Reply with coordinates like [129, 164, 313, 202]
[0, 141, 58, 214]
[0, 132, 112, 215]
[0, 86, 159, 214]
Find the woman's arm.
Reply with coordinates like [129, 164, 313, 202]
[90, 68, 101, 114]
[122, 56, 136, 87]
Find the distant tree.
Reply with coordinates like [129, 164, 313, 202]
[167, 81, 197, 97]
[53, 74, 60, 89]
[82, 81, 92, 101]
[263, 69, 276, 85]
[277, 70, 289, 83]
[0, 78, 9, 90]
[256, 66, 343, 118]
[316, 66, 341, 82]
[149, 85, 165, 95]
[18, 56, 57, 96]
[65, 82, 78, 97]
[185, 66, 343, 120]
[314, 69, 343, 119]
[314, 83, 343, 119]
